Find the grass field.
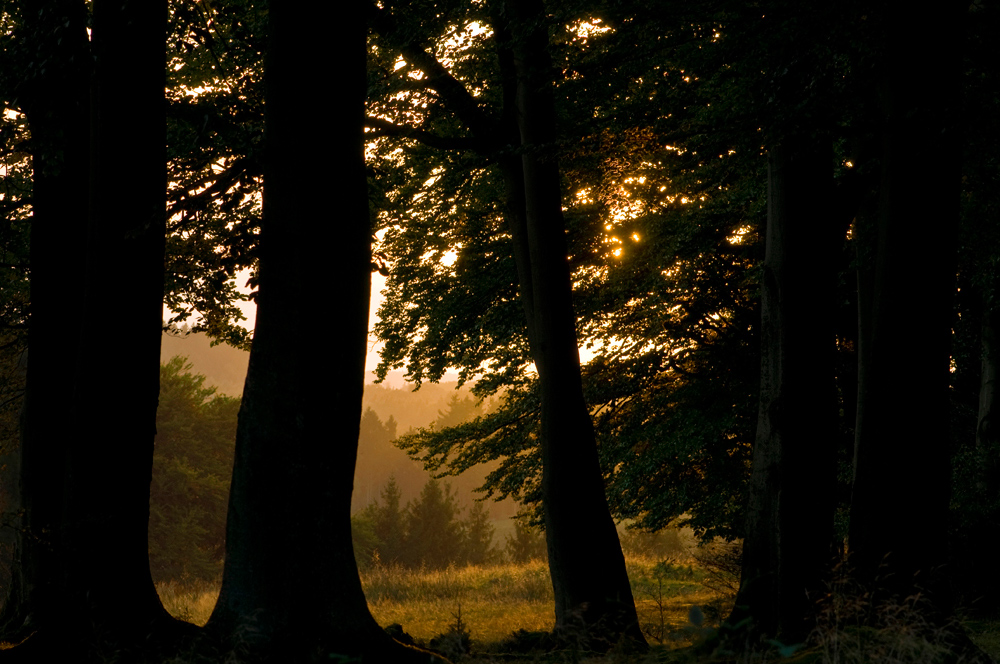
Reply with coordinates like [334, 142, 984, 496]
[155, 556, 724, 644]
[155, 556, 1000, 662]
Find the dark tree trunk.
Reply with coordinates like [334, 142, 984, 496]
[0, 0, 90, 642]
[732, 141, 840, 642]
[979, 303, 1000, 449]
[205, 4, 443, 662]
[2, 0, 181, 658]
[848, 0, 963, 604]
[59, 0, 178, 650]
[502, 0, 645, 650]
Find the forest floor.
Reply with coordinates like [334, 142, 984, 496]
[156, 556, 1000, 663]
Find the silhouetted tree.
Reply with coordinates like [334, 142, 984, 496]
[203, 2, 443, 661]
[501, 0, 645, 647]
[0, 0, 90, 642]
[1, 0, 188, 658]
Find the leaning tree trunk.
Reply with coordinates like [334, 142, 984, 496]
[504, 0, 646, 650]
[848, 0, 963, 606]
[204, 3, 443, 662]
[732, 140, 840, 643]
[0, 0, 90, 643]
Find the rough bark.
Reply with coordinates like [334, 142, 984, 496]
[848, 0, 963, 603]
[204, 3, 444, 662]
[503, 0, 646, 650]
[732, 141, 840, 642]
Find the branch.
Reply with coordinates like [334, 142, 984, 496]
[166, 156, 258, 224]
[365, 116, 481, 151]
[368, 1, 496, 141]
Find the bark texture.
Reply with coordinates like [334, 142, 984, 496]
[733, 141, 840, 642]
[205, 3, 444, 662]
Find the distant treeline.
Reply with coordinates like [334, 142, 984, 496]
[148, 356, 516, 583]
[159, 330, 516, 518]
[351, 477, 546, 570]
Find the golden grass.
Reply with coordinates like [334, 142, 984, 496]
[154, 555, 730, 649]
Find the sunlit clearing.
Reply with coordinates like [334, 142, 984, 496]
[393, 56, 407, 72]
[441, 249, 458, 267]
[3, 108, 20, 121]
[726, 225, 750, 245]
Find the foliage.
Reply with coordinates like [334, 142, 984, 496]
[404, 479, 464, 569]
[368, 0, 769, 541]
[504, 518, 547, 564]
[361, 476, 409, 567]
[354, 477, 500, 570]
[149, 356, 238, 583]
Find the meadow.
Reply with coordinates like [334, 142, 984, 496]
[156, 552, 1000, 663]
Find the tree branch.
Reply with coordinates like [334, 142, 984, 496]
[365, 116, 481, 151]
[368, 1, 496, 140]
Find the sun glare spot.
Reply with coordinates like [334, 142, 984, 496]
[726, 225, 751, 245]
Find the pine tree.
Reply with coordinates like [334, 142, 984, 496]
[460, 501, 496, 566]
[403, 479, 463, 569]
[371, 476, 407, 565]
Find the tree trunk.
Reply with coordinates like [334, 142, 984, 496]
[0, 0, 90, 642]
[60, 0, 180, 650]
[205, 3, 444, 662]
[503, 0, 646, 650]
[979, 302, 1000, 450]
[848, 0, 963, 604]
[2, 0, 184, 658]
[732, 140, 840, 642]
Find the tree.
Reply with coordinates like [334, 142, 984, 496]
[725, 1, 845, 644]
[203, 1, 443, 660]
[848, 0, 964, 608]
[403, 479, 464, 569]
[459, 500, 497, 566]
[370, 476, 409, 566]
[501, 0, 645, 647]
[0, 0, 90, 641]
[369, 1, 646, 647]
[505, 518, 547, 564]
[0, 0, 193, 658]
[149, 357, 238, 583]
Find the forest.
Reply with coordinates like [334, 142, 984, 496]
[0, 0, 998, 662]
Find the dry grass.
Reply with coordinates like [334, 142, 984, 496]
[154, 555, 731, 651]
